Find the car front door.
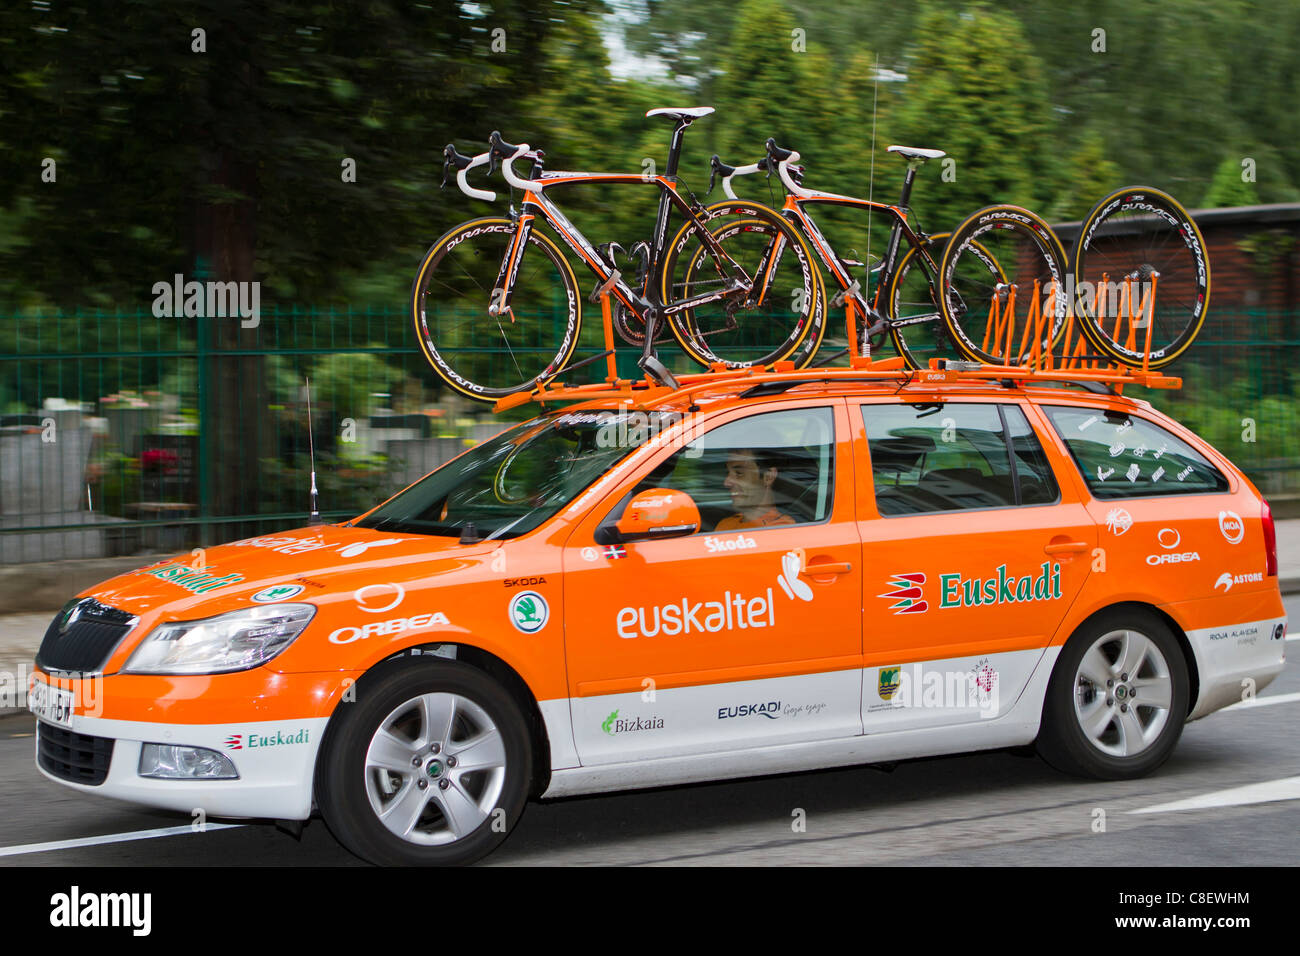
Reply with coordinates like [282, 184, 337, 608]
[562, 400, 863, 765]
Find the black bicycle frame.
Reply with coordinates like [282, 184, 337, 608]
[490, 145, 750, 360]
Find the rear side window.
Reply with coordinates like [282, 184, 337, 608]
[863, 403, 1059, 515]
[1043, 405, 1229, 498]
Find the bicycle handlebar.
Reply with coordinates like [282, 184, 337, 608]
[444, 143, 496, 202]
[764, 139, 811, 198]
[488, 130, 541, 194]
[711, 144, 807, 200]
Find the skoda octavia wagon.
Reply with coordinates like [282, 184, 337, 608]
[30, 367, 1287, 864]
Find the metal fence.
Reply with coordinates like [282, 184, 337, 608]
[2, 304, 1298, 564]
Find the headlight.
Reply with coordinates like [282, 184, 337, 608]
[123, 603, 316, 675]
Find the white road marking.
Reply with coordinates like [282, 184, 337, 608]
[1132, 775, 1300, 815]
[1217, 691, 1300, 714]
[0, 822, 245, 858]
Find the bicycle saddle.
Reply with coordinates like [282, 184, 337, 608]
[645, 106, 715, 120]
[887, 145, 946, 160]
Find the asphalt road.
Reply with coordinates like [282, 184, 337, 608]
[1, 600, 1296, 867]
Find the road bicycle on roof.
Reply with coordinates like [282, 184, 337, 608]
[413, 107, 824, 401]
[712, 138, 1077, 370]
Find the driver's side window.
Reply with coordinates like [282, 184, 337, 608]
[628, 406, 836, 533]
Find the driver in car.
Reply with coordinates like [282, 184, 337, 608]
[715, 447, 795, 531]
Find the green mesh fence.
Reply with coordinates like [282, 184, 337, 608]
[1, 304, 1297, 564]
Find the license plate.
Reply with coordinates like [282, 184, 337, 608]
[28, 676, 75, 726]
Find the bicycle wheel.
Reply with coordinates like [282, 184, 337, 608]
[662, 201, 823, 368]
[411, 217, 582, 401]
[940, 206, 1070, 367]
[679, 214, 829, 370]
[1072, 186, 1210, 368]
[887, 232, 1006, 369]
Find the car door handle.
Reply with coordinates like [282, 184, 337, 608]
[1044, 541, 1089, 555]
[800, 561, 853, 576]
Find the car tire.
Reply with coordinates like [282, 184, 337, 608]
[316, 657, 533, 866]
[1036, 608, 1189, 780]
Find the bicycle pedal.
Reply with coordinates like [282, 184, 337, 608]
[638, 354, 679, 389]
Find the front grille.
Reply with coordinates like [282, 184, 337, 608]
[37, 723, 114, 786]
[35, 599, 136, 674]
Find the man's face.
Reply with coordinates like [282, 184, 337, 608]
[724, 450, 772, 510]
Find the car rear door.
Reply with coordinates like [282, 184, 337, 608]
[851, 396, 1097, 730]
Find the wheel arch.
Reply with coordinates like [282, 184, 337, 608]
[1053, 600, 1200, 715]
[315, 641, 554, 802]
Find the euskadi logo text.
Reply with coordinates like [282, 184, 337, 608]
[939, 563, 1061, 608]
[50, 886, 151, 936]
[718, 700, 781, 720]
[224, 728, 310, 750]
[135, 561, 244, 593]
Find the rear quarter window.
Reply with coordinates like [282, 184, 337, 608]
[1042, 405, 1229, 498]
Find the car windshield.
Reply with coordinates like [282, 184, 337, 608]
[357, 409, 682, 540]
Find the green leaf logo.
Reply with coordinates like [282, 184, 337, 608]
[602, 710, 619, 735]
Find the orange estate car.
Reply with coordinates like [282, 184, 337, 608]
[29, 370, 1287, 865]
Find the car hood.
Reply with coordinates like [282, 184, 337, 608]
[80, 524, 499, 622]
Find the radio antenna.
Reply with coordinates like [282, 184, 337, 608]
[864, 52, 881, 290]
[306, 375, 322, 526]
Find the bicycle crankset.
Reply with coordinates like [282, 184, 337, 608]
[612, 302, 647, 345]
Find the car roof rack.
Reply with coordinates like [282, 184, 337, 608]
[492, 356, 1179, 414]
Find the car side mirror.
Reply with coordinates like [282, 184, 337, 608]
[606, 488, 701, 543]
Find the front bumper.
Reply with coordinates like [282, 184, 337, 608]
[35, 714, 328, 820]
[31, 666, 358, 820]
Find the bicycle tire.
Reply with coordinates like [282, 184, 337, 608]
[411, 217, 582, 402]
[661, 201, 823, 368]
[939, 205, 1071, 367]
[1072, 186, 1210, 369]
[886, 232, 1006, 370]
[678, 214, 830, 370]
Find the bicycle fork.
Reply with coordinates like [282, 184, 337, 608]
[488, 212, 535, 322]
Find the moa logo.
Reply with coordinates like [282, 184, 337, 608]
[1219, 510, 1244, 544]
